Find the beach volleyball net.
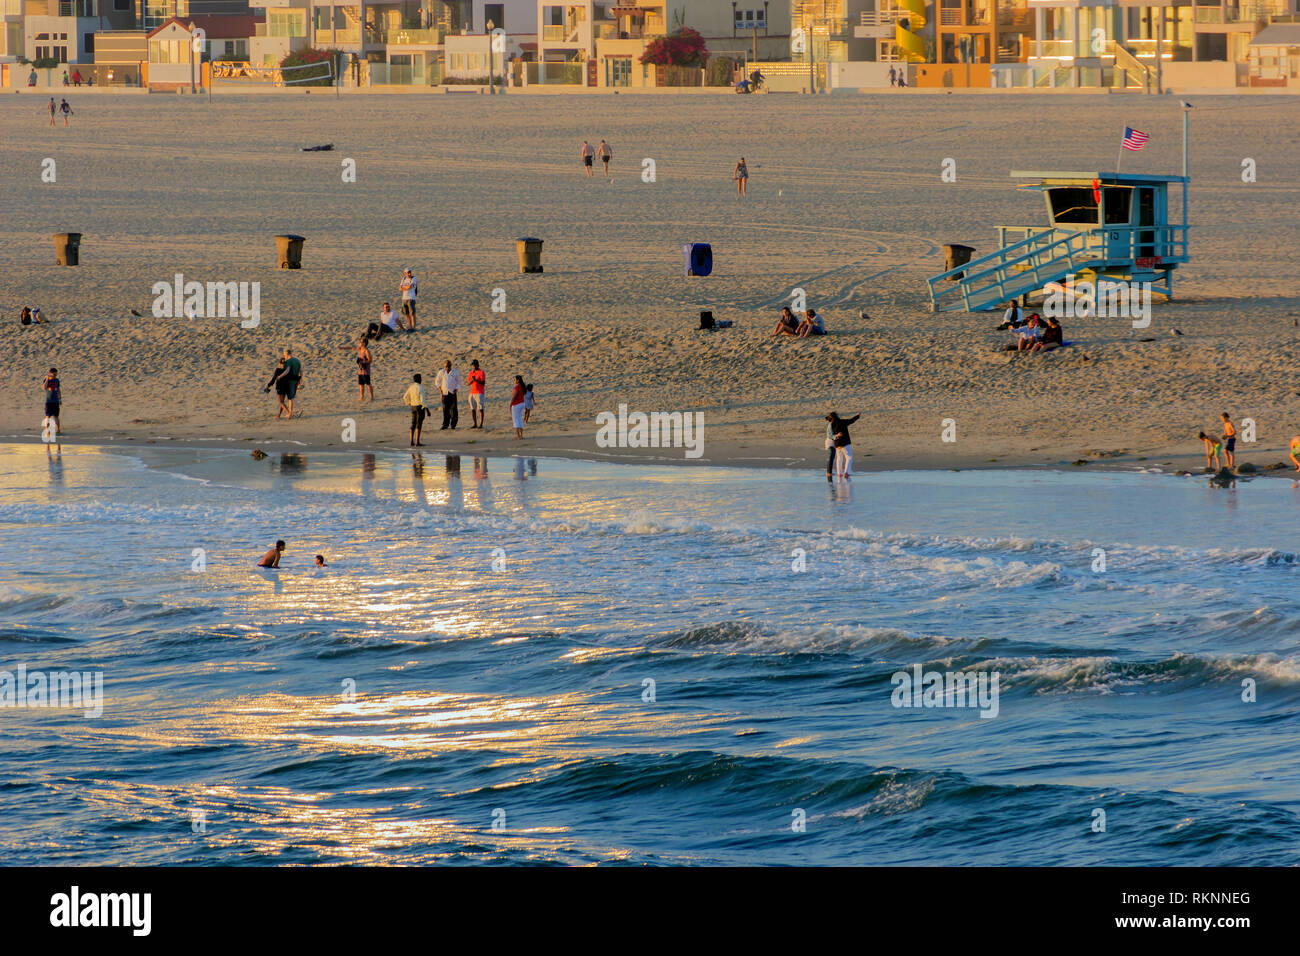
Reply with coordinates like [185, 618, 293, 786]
[278, 58, 334, 87]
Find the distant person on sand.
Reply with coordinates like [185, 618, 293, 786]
[399, 269, 418, 332]
[1015, 314, 1043, 351]
[339, 336, 373, 403]
[403, 373, 428, 447]
[20, 306, 47, 325]
[273, 348, 302, 418]
[377, 301, 401, 338]
[1221, 413, 1237, 470]
[48, 98, 56, 126]
[772, 306, 799, 336]
[999, 301, 1023, 329]
[581, 140, 595, 177]
[1198, 432, 1223, 472]
[734, 157, 749, 197]
[826, 410, 860, 478]
[597, 139, 613, 178]
[257, 540, 285, 568]
[59, 99, 72, 126]
[42, 368, 61, 436]
[436, 359, 462, 430]
[523, 382, 536, 424]
[889, 65, 897, 88]
[467, 359, 486, 429]
[510, 375, 526, 439]
[1029, 316, 1063, 352]
[796, 309, 825, 337]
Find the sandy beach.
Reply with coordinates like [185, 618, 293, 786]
[4, 91, 1300, 474]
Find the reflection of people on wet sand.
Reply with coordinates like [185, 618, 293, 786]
[257, 540, 285, 568]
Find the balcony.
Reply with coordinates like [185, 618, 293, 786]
[382, 28, 443, 45]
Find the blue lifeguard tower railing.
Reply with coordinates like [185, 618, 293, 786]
[927, 170, 1190, 312]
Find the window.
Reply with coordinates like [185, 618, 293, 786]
[1048, 188, 1100, 225]
[1103, 188, 1132, 225]
[485, 3, 504, 31]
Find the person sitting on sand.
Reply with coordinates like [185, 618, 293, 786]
[1221, 413, 1237, 470]
[258, 540, 285, 568]
[1199, 432, 1223, 472]
[377, 302, 401, 338]
[1015, 314, 1043, 351]
[772, 307, 800, 336]
[1030, 316, 1063, 352]
[20, 307, 33, 325]
[999, 301, 1023, 330]
[797, 309, 826, 337]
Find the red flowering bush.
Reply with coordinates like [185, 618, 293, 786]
[640, 28, 708, 67]
[280, 47, 342, 86]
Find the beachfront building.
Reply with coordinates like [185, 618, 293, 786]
[1248, 20, 1300, 85]
[669, 1, 795, 60]
[535, 1, 671, 85]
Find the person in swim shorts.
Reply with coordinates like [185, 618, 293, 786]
[1221, 413, 1237, 470]
[581, 140, 595, 178]
[467, 359, 486, 430]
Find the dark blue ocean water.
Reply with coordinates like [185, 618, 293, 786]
[1, 443, 1298, 865]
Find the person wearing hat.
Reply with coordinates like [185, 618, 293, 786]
[399, 268, 418, 332]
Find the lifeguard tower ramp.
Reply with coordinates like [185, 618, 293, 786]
[927, 171, 1190, 313]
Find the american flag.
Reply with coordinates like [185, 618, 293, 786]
[1122, 127, 1149, 152]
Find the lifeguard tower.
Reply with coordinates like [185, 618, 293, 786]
[927, 171, 1190, 312]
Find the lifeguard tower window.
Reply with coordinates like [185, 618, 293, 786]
[1048, 188, 1099, 225]
[1103, 188, 1132, 225]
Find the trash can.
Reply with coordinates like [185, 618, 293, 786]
[275, 234, 306, 270]
[53, 232, 82, 266]
[515, 237, 543, 274]
[683, 242, 712, 277]
[942, 243, 975, 280]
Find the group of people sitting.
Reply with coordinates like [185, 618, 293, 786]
[18, 307, 48, 326]
[772, 307, 826, 338]
[998, 303, 1063, 353]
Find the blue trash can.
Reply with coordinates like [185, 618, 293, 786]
[683, 242, 713, 277]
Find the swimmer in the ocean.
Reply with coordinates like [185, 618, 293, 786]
[258, 540, 285, 568]
[314, 554, 326, 567]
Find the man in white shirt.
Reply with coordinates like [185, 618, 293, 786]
[402, 373, 428, 446]
[399, 269, 418, 332]
[435, 359, 463, 431]
[379, 302, 401, 337]
[1000, 301, 1023, 329]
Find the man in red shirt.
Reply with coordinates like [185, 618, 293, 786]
[467, 359, 486, 429]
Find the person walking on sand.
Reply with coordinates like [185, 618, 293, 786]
[399, 268, 418, 332]
[581, 140, 595, 178]
[59, 99, 72, 126]
[597, 139, 613, 178]
[403, 373, 429, 447]
[42, 368, 62, 437]
[734, 157, 749, 197]
[467, 359, 486, 430]
[889, 65, 897, 88]
[257, 540, 285, 568]
[435, 358, 462, 430]
[48, 98, 56, 127]
[510, 375, 527, 439]
[1221, 412, 1237, 470]
[277, 348, 302, 419]
[826, 410, 860, 478]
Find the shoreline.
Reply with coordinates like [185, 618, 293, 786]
[16, 432, 1300, 481]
